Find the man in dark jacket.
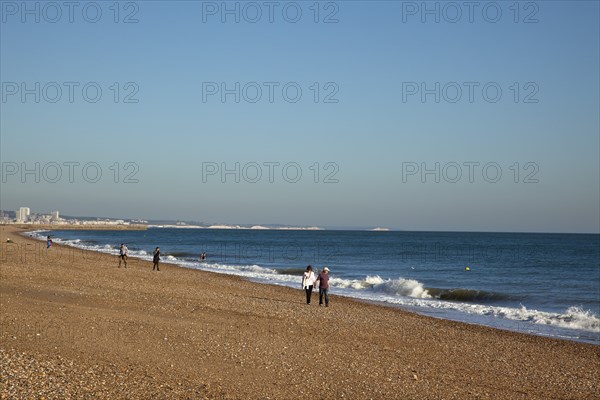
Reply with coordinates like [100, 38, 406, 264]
[316, 267, 331, 307]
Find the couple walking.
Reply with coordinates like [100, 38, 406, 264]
[302, 265, 330, 307]
[118, 244, 161, 271]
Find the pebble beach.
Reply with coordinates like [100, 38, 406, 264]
[1, 226, 598, 399]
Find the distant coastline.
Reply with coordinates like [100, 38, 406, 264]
[148, 224, 323, 230]
[2, 223, 148, 231]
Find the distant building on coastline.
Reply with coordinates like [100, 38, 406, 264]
[17, 207, 30, 222]
[0, 207, 146, 227]
[0, 210, 16, 222]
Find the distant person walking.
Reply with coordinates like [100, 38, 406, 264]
[46, 235, 53, 249]
[316, 267, 331, 307]
[153, 247, 161, 271]
[302, 265, 317, 304]
[118, 243, 128, 268]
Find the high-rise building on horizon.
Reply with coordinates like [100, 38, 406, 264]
[51, 211, 60, 221]
[17, 207, 30, 222]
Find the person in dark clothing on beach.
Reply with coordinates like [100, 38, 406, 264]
[315, 267, 331, 307]
[301, 265, 317, 304]
[46, 235, 53, 249]
[153, 247, 161, 271]
[118, 243, 128, 268]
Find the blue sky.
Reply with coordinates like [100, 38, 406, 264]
[1, 1, 599, 232]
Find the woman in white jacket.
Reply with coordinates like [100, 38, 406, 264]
[302, 265, 317, 304]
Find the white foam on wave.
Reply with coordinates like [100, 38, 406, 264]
[506, 305, 600, 332]
[367, 276, 431, 298]
[330, 275, 432, 298]
[25, 230, 48, 240]
[194, 262, 279, 277]
[356, 293, 600, 334]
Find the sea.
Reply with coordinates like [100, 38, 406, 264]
[27, 228, 600, 345]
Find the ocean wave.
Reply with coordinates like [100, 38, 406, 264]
[199, 262, 278, 275]
[25, 230, 50, 240]
[329, 275, 515, 303]
[168, 251, 199, 258]
[372, 296, 600, 334]
[276, 268, 309, 275]
[329, 275, 432, 299]
[494, 305, 600, 332]
[427, 287, 515, 302]
[555, 306, 600, 332]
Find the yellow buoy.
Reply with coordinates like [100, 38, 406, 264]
[465, 266, 470, 271]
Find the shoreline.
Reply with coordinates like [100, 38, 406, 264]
[1, 225, 599, 399]
[24, 226, 600, 345]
